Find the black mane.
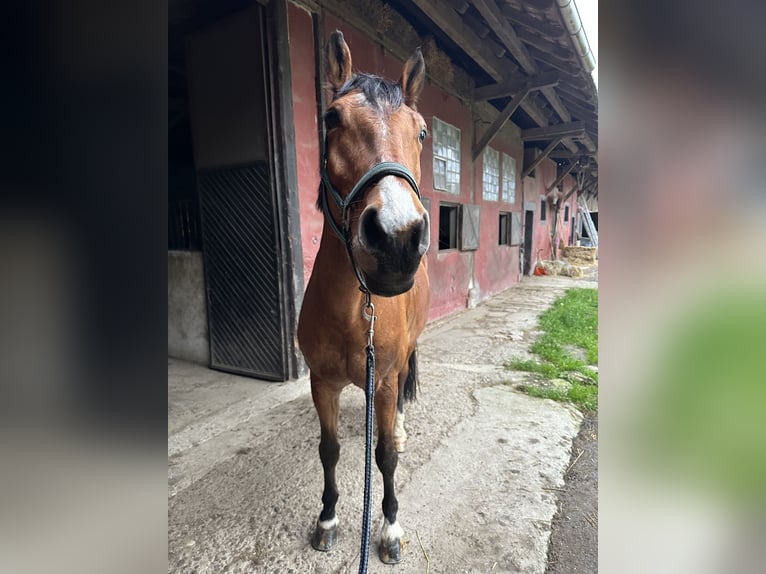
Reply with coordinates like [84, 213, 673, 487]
[334, 73, 403, 110]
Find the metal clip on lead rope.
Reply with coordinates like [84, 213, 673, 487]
[362, 294, 376, 349]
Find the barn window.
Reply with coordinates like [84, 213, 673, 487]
[502, 153, 516, 203]
[564, 204, 570, 222]
[499, 212, 511, 245]
[438, 203, 460, 250]
[540, 198, 547, 221]
[432, 117, 461, 194]
[482, 147, 499, 201]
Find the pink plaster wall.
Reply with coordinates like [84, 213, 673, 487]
[472, 132, 523, 301]
[288, 3, 322, 284]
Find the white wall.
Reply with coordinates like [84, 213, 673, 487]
[168, 251, 209, 364]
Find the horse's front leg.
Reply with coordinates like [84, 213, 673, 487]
[311, 376, 341, 552]
[375, 376, 405, 563]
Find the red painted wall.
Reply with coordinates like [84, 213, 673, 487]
[288, 3, 322, 283]
[417, 82, 475, 320]
[523, 158, 579, 266]
[473, 131, 523, 302]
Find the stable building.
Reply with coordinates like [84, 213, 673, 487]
[168, 0, 599, 380]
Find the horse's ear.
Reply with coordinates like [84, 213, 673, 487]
[400, 48, 426, 109]
[326, 30, 353, 93]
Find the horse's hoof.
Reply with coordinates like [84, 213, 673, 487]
[311, 519, 338, 552]
[379, 537, 405, 564]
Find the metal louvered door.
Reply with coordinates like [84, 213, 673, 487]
[198, 163, 287, 380]
[187, 6, 289, 380]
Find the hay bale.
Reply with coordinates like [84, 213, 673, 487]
[540, 260, 560, 274]
[559, 264, 584, 278]
[421, 37, 454, 87]
[561, 246, 597, 264]
[539, 259, 585, 277]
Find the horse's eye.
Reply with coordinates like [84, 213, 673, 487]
[418, 129, 427, 143]
[324, 109, 341, 131]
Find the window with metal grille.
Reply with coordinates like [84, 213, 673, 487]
[502, 153, 516, 203]
[439, 203, 460, 250]
[564, 204, 570, 222]
[482, 147, 499, 201]
[540, 198, 547, 221]
[499, 212, 511, 245]
[432, 117, 461, 194]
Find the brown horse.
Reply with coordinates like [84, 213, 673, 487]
[297, 31, 430, 565]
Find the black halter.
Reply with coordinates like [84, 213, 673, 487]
[318, 155, 421, 294]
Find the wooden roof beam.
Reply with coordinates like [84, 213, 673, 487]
[550, 150, 586, 160]
[503, 5, 562, 38]
[411, 0, 557, 133]
[473, 77, 559, 159]
[410, 0, 507, 82]
[554, 81, 597, 106]
[564, 173, 592, 202]
[522, 121, 585, 141]
[471, 0, 536, 72]
[541, 86, 572, 124]
[561, 137, 581, 154]
[522, 136, 564, 178]
[526, 46, 582, 78]
[547, 161, 578, 192]
[515, 27, 573, 62]
[474, 71, 560, 101]
[471, 0, 579, 126]
[580, 132, 597, 154]
[556, 97, 597, 122]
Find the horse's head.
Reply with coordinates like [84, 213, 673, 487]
[321, 31, 430, 297]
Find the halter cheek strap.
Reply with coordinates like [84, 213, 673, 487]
[318, 159, 421, 294]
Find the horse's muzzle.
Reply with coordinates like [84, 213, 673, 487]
[357, 209, 427, 296]
[362, 273, 416, 297]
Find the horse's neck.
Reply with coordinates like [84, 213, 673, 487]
[312, 228, 364, 299]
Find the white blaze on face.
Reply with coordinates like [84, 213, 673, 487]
[375, 175, 423, 236]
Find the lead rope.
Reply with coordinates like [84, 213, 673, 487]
[358, 292, 376, 574]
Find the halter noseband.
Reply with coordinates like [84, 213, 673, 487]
[318, 155, 421, 294]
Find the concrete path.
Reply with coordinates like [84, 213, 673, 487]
[168, 276, 589, 573]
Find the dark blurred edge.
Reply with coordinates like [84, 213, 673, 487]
[0, 0, 167, 438]
[602, 0, 766, 108]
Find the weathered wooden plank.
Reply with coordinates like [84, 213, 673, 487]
[522, 136, 565, 178]
[515, 27, 573, 62]
[474, 71, 559, 101]
[522, 121, 585, 141]
[411, 0, 506, 82]
[472, 0, 536, 73]
[546, 160, 578, 192]
[472, 86, 533, 160]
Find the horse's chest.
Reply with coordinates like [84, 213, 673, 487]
[304, 327, 400, 384]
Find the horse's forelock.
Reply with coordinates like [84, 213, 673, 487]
[334, 74, 403, 110]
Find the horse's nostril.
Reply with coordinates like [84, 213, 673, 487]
[415, 213, 430, 256]
[410, 219, 425, 250]
[360, 207, 387, 251]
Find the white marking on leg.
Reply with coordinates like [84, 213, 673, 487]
[375, 176, 423, 235]
[380, 518, 404, 542]
[318, 515, 339, 530]
[394, 410, 407, 451]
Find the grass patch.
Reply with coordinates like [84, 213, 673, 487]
[507, 287, 598, 411]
